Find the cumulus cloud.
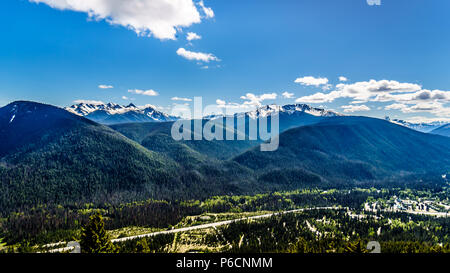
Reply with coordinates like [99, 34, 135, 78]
[294, 76, 329, 87]
[339, 76, 348, 82]
[176, 48, 219, 62]
[295, 91, 341, 103]
[29, 0, 213, 40]
[385, 103, 407, 111]
[373, 89, 450, 104]
[294, 77, 449, 119]
[212, 99, 254, 117]
[98, 84, 113, 89]
[171, 96, 192, 102]
[336, 80, 422, 103]
[213, 93, 278, 114]
[341, 104, 371, 113]
[216, 99, 226, 105]
[296, 79, 422, 104]
[240, 93, 277, 107]
[186, 32, 201, 41]
[282, 92, 295, 99]
[385, 102, 450, 117]
[128, 89, 159, 96]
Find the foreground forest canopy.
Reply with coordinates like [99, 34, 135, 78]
[112, 209, 450, 254]
[1, 187, 449, 253]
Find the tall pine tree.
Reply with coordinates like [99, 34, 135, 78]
[80, 213, 115, 253]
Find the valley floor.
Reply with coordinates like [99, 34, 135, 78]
[2, 187, 450, 253]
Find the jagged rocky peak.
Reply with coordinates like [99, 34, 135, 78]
[246, 104, 341, 118]
[64, 102, 178, 124]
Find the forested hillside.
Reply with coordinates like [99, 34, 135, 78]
[235, 116, 450, 184]
[0, 102, 256, 215]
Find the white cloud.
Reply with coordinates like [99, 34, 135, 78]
[74, 99, 104, 105]
[128, 89, 159, 96]
[29, 0, 212, 40]
[296, 79, 423, 104]
[385, 103, 407, 111]
[198, 0, 214, 18]
[341, 104, 371, 113]
[339, 76, 348, 82]
[367, 0, 381, 6]
[294, 76, 329, 87]
[98, 84, 113, 89]
[336, 80, 422, 103]
[140, 103, 161, 110]
[171, 96, 192, 102]
[385, 102, 450, 117]
[294, 77, 449, 119]
[122, 96, 129, 100]
[212, 93, 278, 114]
[282, 92, 295, 99]
[373, 89, 450, 104]
[295, 91, 341, 103]
[212, 99, 253, 116]
[240, 93, 277, 107]
[186, 32, 201, 41]
[176, 47, 219, 62]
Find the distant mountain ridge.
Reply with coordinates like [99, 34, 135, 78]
[205, 103, 342, 135]
[385, 116, 447, 133]
[234, 116, 450, 185]
[65, 102, 179, 124]
[206, 104, 341, 120]
[245, 104, 342, 118]
[431, 123, 450, 137]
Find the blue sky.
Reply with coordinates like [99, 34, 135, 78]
[1, 0, 449, 122]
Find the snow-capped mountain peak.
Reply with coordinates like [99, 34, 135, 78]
[280, 104, 341, 117]
[66, 102, 136, 116]
[242, 104, 341, 119]
[65, 102, 178, 124]
[207, 103, 341, 120]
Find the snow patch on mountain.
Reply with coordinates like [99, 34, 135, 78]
[385, 117, 447, 133]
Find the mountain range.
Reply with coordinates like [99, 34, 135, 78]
[65, 102, 179, 124]
[65, 101, 448, 135]
[235, 116, 450, 186]
[0, 100, 449, 214]
[385, 116, 447, 133]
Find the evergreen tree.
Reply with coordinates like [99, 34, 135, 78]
[135, 238, 151, 253]
[80, 213, 115, 253]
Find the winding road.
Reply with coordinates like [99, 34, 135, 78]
[44, 206, 449, 252]
[46, 207, 335, 252]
